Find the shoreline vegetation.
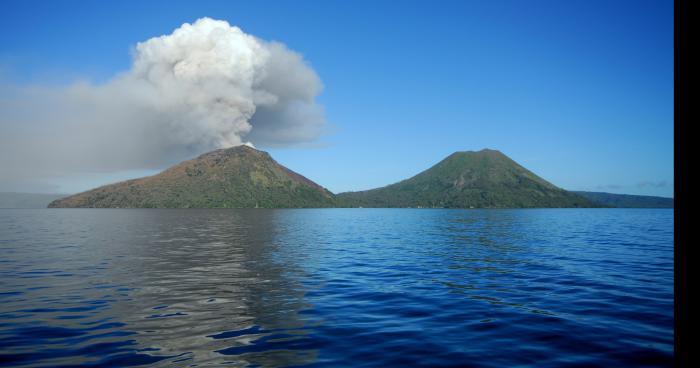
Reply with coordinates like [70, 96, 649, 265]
[1, 146, 671, 209]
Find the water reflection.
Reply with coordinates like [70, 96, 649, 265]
[1, 209, 318, 367]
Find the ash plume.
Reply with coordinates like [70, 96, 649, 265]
[0, 17, 326, 191]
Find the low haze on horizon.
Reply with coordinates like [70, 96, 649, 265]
[0, 0, 674, 197]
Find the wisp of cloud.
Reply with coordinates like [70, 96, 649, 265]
[0, 17, 325, 191]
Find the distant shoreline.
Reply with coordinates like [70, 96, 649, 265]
[2, 191, 673, 210]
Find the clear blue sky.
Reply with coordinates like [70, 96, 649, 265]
[0, 0, 674, 197]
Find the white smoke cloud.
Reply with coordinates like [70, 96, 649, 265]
[0, 17, 326, 191]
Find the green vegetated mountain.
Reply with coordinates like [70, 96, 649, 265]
[336, 149, 599, 208]
[49, 146, 609, 209]
[573, 191, 673, 208]
[48, 146, 335, 208]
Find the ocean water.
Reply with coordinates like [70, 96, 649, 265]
[0, 208, 673, 367]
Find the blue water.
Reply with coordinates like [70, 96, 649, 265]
[0, 208, 673, 367]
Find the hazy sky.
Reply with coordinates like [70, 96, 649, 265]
[0, 0, 674, 197]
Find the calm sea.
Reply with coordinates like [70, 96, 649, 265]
[0, 208, 673, 367]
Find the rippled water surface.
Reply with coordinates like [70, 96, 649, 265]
[0, 209, 673, 367]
